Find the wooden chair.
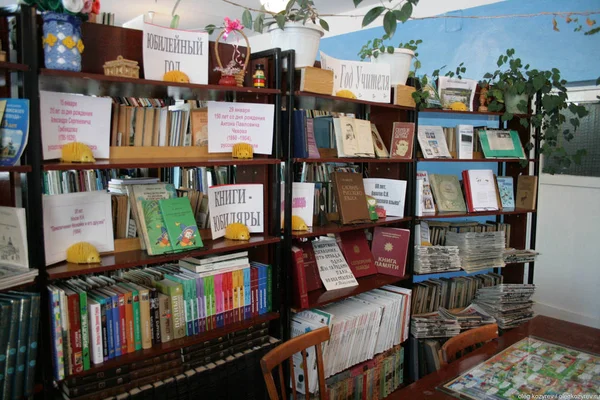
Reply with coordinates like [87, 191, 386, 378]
[260, 327, 330, 400]
[439, 323, 499, 367]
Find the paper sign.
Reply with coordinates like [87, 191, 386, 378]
[43, 192, 114, 265]
[312, 238, 358, 291]
[40, 91, 112, 160]
[320, 51, 391, 103]
[208, 184, 264, 239]
[143, 23, 209, 84]
[208, 101, 274, 155]
[280, 182, 315, 228]
[363, 178, 407, 217]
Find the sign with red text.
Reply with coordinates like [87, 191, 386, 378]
[143, 23, 209, 84]
[208, 184, 264, 239]
[207, 101, 274, 155]
[43, 192, 114, 266]
[40, 91, 112, 160]
[320, 51, 391, 104]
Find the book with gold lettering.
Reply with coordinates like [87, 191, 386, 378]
[338, 231, 377, 278]
[331, 172, 371, 225]
[371, 227, 410, 277]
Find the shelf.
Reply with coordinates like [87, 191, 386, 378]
[294, 157, 413, 164]
[417, 158, 536, 163]
[295, 274, 411, 311]
[292, 217, 412, 239]
[46, 235, 281, 280]
[61, 312, 279, 380]
[39, 69, 281, 99]
[0, 165, 31, 173]
[294, 91, 415, 111]
[417, 208, 535, 220]
[0, 61, 28, 72]
[43, 158, 281, 171]
[420, 108, 531, 118]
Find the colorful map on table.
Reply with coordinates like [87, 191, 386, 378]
[440, 337, 600, 399]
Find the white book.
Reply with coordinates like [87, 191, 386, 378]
[456, 124, 474, 159]
[363, 178, 407, 217]
[417, 125, 451, 159]
[0, 207, 28, 268]
[381, 285, 412, 343]
[280, 182, 315, 228]
[354, 118, 375, 157]
[416, 171, 436, 215]
[179, 257, 249, 273]
[332, 118, 348, 157]
[158, 107, 169, 147]
[465, 169, 500, 211]
[338, 116, 359, 157]
[87, 299, 103, 365]
[290, 315, 326, 394]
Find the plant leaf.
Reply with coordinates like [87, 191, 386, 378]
[383, 11, 397, 37]
[276, 13, 286, 30]
[362, 6, 385, 27]
[399, 2, 413, 22]
[242, 10, 253, 30]
[286, 0, 295, 13]
[319, 19, 329, 31]
[353, 0, 363, 6]
[205, 24, 216, 34]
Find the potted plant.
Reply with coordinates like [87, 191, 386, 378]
[22, 0, 99, 71]
[358, 37, 422, 86]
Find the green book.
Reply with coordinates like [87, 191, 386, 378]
[165, 274, 193, 336]
[158, 197, 203, 252]
[429, 174, 467, 213]
[478, 129, 526, 159]
[18, 292, 40, 397]
[141, 199, 172, 255]
[118, 283, 142, 351]
[155, 279, 186, 339]
[0, 294, 27, 400]
[204, 276, 215, 330]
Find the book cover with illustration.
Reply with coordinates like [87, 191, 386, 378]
[496, 176, 515, 209]
[0, 99, 29, 166]
[140, 199, 172, 255]
[390, 122, 414, 160]
[158, 197, 203, 252]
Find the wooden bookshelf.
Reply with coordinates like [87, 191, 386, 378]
[292, 216, 412, 239]
[417, 208, 535, 220]
[59, 312, 280, 380]
[0, 165, 31, 173]
[295, 157, 413, 164]
[43, 158, 281, 171]
[293, 274, 411, 311]
[46, 235, 281, 280]
[295, 91, 415, 111]
[0, 61, 29, 72]
[416, 158, 537, 163]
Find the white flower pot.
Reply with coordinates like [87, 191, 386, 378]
[504, 92, 529, 114]
[371, 49, 414, 86]
[268, 21, 324, 68]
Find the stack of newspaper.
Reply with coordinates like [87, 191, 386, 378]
[439, 304, 496, 331]
[411, 311, 461, 338]
[446, 231, 505, 272]
[474, 284, 535, 329]
[503, 248, 539, 264]
[414, 245, 461, 274]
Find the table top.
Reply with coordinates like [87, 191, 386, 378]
[391, 315, 600, 399]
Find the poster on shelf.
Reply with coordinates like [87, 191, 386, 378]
[363, 178, 407, 217]
[320, 51, 391, 104]
[207, 101, 274, 155]
[208, 184, 264, 239]
[39, 91, 111, 160]
[280, 182, 315, 228]
[142, 23, 209, 84]
[312, 238, 359, 291]
[43, 192, 114, 266]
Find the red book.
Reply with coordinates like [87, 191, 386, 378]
[291, 246, 310, 309]
[371, 227, 410, 277]
[338, 231, 378, 278]
[462, 170, 474, 212]
[251, 267, 259, 317]
[390, 122, 415, 160]
[297, 241, 323, 292]
[61, 285, 83, 374]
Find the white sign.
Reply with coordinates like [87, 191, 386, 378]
[363, 178, 407, 217]
[43, 192, 114, 266]
[280, 182, 315, 228]
[320, 51, 391, 103]
[208, 101, 274, 155]
[40, 91, 112, 160]
[312, 238, 358, 291]
[208, 184, 264, 239]
[143, 23, 209, 84]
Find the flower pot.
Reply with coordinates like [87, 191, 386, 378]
[267, 21, 324, 69]
[504, 92, 529, 114]
[219, 74, 237, 87]
[371, 48, 414, 86]
[42, 11, 83, 72]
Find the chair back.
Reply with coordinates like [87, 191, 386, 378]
[439, 323, 499, 366]
[260, 327, 330, 400]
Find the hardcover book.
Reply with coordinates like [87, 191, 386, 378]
[478, 129, 526, 159]
[496, 176, 515, 209]
[305, 118, 321, 159]
[371, 228, 410, 277]
[0, 99, 29, 167]
[158, 197, 203, 252]
[338, 231, 377, 278]
[390, 122, 415, 159]
[141, 200, 172, 255]
[291, 246, 309, 308]
[417, 125, 451, 159]
[516, 175, 538, 210]
[338, 116, 359, 157]
[416, 171, 436, 216]
[354, 118, 375, 158]
[429, 174, 467, 213]
[297, 241, 323, 292]
[370, 124, 389, 158]
[331, 172, 371, 225]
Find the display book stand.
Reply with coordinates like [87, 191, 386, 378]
[280, 65, 540, 394]
[14, 6, 287, 398]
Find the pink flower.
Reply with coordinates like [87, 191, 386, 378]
[82, 0, 93, 13]
[223, 17, 243, 39]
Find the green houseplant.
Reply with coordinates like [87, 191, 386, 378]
[358, 37, 422, 86]
[411, 63, 467, 110]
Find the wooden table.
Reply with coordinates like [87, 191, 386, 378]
[390, 315, 600, 399]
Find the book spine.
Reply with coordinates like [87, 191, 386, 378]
[170, 289, 186, 339]
[131, 291, 142, 351]
[224, 273, 233, 326]
[67, 293, 84, 373]
[105, 297, 115, 360]
[78, 291, 90, 371]
[124, 292, 135, 354]
[267, 265, 273, 312]
[139, 290, 152, 349]
[3, 301, 19, 399]
[189, 279, 199, 335]
[243, 267, 251, 320]
[111, 294, 122, 358]
[158, 294, 172, 343]
[48, 289, 65, 380]
[251, 267, 258, 318]
[24, 295, 40, 396]
[97, 299, 108, 362]
[150, 289, 161, 345]
[196, 278, 205, 333]
[292, 249, 309, 309]
[214, 274, 224, 329]
[88, 301, 103, 365]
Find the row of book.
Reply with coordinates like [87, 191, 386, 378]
[325, 345, 404, 400]
[412, 273, 504, 315]
[292, 285, 411, 394]
[48, 251, 272, 379]
[43, 169, 119, 195]
[416, 170, 538, 215]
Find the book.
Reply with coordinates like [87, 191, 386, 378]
[417, 125, 451, 159]
[297, 242, 322, 292]
[299, 67, 334, 95]
[190, 108, 208, 146]
[371, 227, 410, 277]
[416, 171, 436, 216]
[437, 76, 477, 111]
[478, 129, 526, 159]
[390, 122, 414, 159]
[363, 178, 407, 217]
[462, 170, 499, 212]
[516, 175, 538, 210]
[354, 118, 375, 158]
[331, 172, 371, 224]
[281, 182, 315, 228]
[456, 125, 474, 159]
[158, 197, 203, 252]
[312, 238, 358, 291]
[429, 174, 467, 213]
[291, 246, 309, 309]
[496, 176, 515, 209]
[370, 124, 389, 158]
[0, 99, 29, 166]
[338, 231, 377, 278]
[293, 110, 308, 158]
[337, 116, 359, 157]
[305, 118, 321, 159]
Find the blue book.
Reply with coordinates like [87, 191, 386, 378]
[243, 268, 251, 320]
[95, 290, 115, 360]
[314, 115, 334, 149]
[105, 289, 122, 358]
[0, 99, 29, 166]
[293, 109, 308, 158]
[46, 287, 64, 380]
[251, 262, 267, 315]
[496, 176, 515, 209]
